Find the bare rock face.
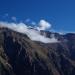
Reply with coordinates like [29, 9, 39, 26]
[0, 27, 75, 75]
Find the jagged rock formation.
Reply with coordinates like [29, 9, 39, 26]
[0, 27, 75, 75]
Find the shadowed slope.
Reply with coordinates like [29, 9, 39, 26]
[0, 27, 75, 75]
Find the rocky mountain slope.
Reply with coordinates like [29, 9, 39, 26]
[0, 27, 75, 75]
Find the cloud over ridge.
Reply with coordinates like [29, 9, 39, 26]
[37, 20, 51, 30]
[0, 20, 58, 43]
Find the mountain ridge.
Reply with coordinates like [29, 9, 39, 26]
[0, 27, 75, 75]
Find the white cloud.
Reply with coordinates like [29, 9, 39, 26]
[37, 20, 51, 30]
[25, 19, 30, 22]
[0, 20, 58, 43]
[25, 19, 36, 25]
[31, 22, 36, 25]
[11, 16, 17, 21]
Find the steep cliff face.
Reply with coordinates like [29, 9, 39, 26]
[0, 28, 15, 75]
[0, 27, 75, 75]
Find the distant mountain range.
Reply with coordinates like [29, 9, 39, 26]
[0, 27, 75, 75]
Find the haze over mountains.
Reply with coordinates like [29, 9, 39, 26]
[0, 20, 59, 43]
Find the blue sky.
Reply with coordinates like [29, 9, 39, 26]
[0, 0, 75, 32]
